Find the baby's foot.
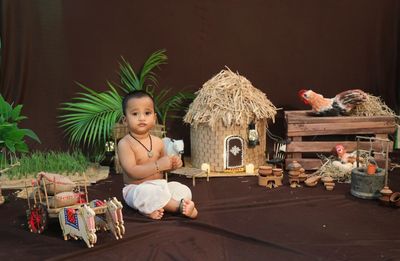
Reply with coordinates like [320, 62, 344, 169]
[181, 199, 198, 219]
[146, 208, 164, 220]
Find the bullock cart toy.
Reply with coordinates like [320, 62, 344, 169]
[25, 172, 125, 248]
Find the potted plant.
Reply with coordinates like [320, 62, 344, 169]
[0, 95, 41, 173]
[59, 49, 194, 151]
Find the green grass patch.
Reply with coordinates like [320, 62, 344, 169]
[4, 151, 91, 179]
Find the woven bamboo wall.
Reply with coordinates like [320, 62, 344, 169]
[190, 120, 266, 172]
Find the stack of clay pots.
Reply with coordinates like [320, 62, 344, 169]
[298, 168, 307, 182]
[379, 186, 393, 206]
[378, 187, 400, 207]
[321, 176, 335, 191]
[287, 160, 302, 188]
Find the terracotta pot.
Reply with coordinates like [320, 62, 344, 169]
[259, 165, 273, 171]
[272, 168, 282, 176]
[380, 186, 393, 196]
[287, 160, 302, 171]
[367, 164, 377, 175]
[258, 166, 273, 176]
[298, 173, 308, 182]
[321, 176, 334, 183]
[288, 170, 300, 177]
[325, 185, 334, 191]
[379, 195, 391, 206]
[324, 182, 335, 187]
[389, 192, 400, 207]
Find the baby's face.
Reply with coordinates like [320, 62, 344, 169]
[124, 96, 156, 135]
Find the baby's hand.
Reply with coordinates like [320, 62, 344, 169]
[170, 155, 183, 170]
[157, 156, 172, 171]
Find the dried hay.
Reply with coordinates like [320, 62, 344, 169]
[312, 153, 369, 183]
[351, 93, 400, 123]
[184, 68, 277, 129]
[313, 157, 353, 183]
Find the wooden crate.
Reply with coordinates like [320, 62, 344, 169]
[285, 110, 396, 170]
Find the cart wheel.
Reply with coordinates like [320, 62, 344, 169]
[26, 204, 48, 234]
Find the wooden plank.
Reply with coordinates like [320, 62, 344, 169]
[287, 115, 395, 125]
[285, 110, 395, 125]
[287, 141, 394, 153]
[291, 137, 302, 158]
[287, 124, 395, 136]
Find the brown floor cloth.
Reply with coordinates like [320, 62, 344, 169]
[0, 170, 399, 261]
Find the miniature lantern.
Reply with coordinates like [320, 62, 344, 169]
[248, 122, 260, 148]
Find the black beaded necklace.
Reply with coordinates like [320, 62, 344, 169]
[129, 132, 153, 158]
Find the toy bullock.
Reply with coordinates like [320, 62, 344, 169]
[89, 197, 125, 240]
[163, 137, 184, 156]
[163, 137, 185, 166]
[58, 204, 97, 248]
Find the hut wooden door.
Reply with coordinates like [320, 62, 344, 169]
[225, 136, 244, 171]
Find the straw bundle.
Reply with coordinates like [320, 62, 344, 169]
[184, 68, 277, 129]
[351, 93, 399, 123]
[313, 153, 369, 183]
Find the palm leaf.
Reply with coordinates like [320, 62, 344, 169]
[59, 49, 194, 150]
[158, 91, 195, 126]
[59, 86, 122, 147]
[138, 49, 167, 88]
[119, 57, 141, 92]
[120, 49, 167, 93]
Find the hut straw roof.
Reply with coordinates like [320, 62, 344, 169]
[184, 68, 277, 128]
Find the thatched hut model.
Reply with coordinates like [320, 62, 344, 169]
[184, 68, 277, 173]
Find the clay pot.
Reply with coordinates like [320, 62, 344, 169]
[304, 175, 321, 187]
[380, 186, 393, 196]
[258, 166, 272, 175]
[321, 176, 334, 183]
[325, 185, 335, 191]
[379, 195, 391, 206]
[324, 182, 335, 187]
[258, 166, 273, 176]
[305, 181, 318, 187]
[288, 170, 300, 177]
[287, 160, 302, 171]
[324, 181, 335, 191]
[258, 169, 272, 176]
[259, 165, 273, 172]
[272, 168, 283, 177]
[367, 164, 377, 175]
[389, 192, 400, 207]
[298, 173, 308, 182]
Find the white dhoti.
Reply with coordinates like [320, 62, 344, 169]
[122, 179, 192, 214]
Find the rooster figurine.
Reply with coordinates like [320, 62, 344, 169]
[298, 89, 368, 116]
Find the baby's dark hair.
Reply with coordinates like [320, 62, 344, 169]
[122, 90, 155, 116]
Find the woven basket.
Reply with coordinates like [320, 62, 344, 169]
[113, 123, 128, 140]
[113, 122, 166, 173]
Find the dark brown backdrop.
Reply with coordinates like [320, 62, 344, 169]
[1, 0, 399, 151]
